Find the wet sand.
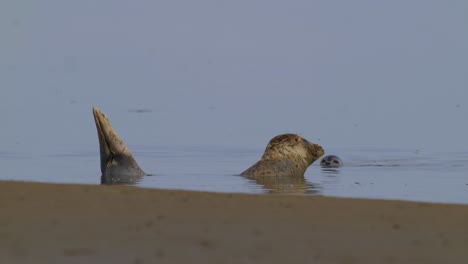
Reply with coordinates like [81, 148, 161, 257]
[1, 181, 467, 264]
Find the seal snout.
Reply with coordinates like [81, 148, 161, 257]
[315, 144, 325, 158]
[306, 141, 324, 160]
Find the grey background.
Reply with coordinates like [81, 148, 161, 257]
[1, 0, 467, 155]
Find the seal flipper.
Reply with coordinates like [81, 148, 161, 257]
[93, 107, 145, 177]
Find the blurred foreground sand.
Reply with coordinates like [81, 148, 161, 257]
[1, 181, 467, 264]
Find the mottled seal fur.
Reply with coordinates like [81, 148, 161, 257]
[93, 107, 145, 178]
[241, 134, 324, 179]
[320, 155, 343, 168]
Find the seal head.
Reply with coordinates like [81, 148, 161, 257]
[320, 155, 343, 168]
[93, 107, 145, 178]
[241, 134, 324, 179]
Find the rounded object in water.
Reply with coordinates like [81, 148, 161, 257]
[320, 155, 343, 168]
[241, 134, 324, 178]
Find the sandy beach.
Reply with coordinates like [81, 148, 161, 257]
[1, 181, 467, 264]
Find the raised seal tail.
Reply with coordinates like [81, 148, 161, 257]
[93, 107, 145, 177]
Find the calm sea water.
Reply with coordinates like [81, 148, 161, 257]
[1, 144, 467, 204]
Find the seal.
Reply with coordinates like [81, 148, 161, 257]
[241, 134, 324, 179]
[93, 107, 145, 178]
[320, 155, 343, 168]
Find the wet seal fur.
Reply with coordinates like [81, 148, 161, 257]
[241, 134, 324, 179]
[93, 107, 145, 179]
[320, 155, 343, 168]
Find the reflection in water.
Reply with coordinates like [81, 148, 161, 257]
[101, 174, 143, 185]
[248, 175, 321, 194]
[320, 168, 342, 186]
[321, 168, 341, 175]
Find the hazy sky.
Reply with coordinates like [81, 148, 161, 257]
[1, 0, 467, 154]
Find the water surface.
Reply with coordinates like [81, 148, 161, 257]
[2, 145, 467, 204]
